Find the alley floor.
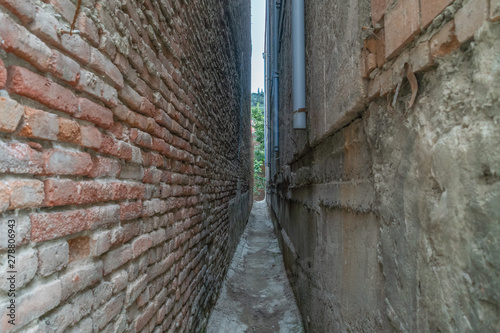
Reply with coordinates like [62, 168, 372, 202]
[206, 200, 304, 333]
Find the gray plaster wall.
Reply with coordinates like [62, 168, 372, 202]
[268, 1, 500, 332]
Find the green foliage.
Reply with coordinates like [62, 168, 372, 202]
[252, 103, 266, 196]
[251, 90, 264, 109]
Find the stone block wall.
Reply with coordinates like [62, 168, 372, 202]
[269, 0, 500, 331]
[0, 0, 251, 332]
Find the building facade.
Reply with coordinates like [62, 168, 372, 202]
[266, 0, 500, 331]
[0, 0, 251, 331]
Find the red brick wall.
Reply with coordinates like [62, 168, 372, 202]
[0, 0, 251, 331]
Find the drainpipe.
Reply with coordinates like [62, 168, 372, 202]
[263, 52, 267, 167]
[292, 0, 306, 129]
[265, 0, 271, 169]
[273, 0, 280, 154]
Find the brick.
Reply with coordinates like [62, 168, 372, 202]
[131, 145, 143, 164]
[112, 103, 130, 121]
[0, 214, 31, 250]
[38, 241, 69, 276]
[98, 33, 118, 64]
[409, 41, 434, 72]
[71, 290, 94, 323]
[120, 200, 143, 221]
[49, 0, 77, 23]
[109, 121, 126, 140]
[0, 97, 24, 132]
[5, 179, 44, 210]
[49, 50, 81, 85]
[76, 98, 114, 129]
[0, 13, 53, 71]
[151, 228, 166, 246]
[385, 0, 420, 59]
[23, 321, 51, 333]
[117, 141, 133, 161]
[102, 244, 133, 275]
[110, 269, 129, 294]
[92, 281, 113, 310]
[455, 0, 488, 43]
[110, 182, 144, 201]
[0, 141, 43, 174]
[2, 185, 17, 212]
[90, 230, 111, 256]
[58, 117, 82, 143]
[132, 234, 153, 258]
[28, 7, 61, 47]
[99, 134, 119, 156]
[76, 12, 100, 46]
[119, 84, 143, 110]
[0, 0, 36, 24]
[130, 128, 153, 149]
[61, 261, 103, 300]
[154, 109, 173, 129]
[61, 33, 91, 64]
[430, 20, 460, 58]
[0, 247, 37, 291]
[71, 317, 93, 333]
[420, 0, 453, 28]
[7, 66, 78, 115]
[119, 163, 145, 180]
[18, 107, 58, 140]
[31, 209, 88, 242]
[89, 156, 121, 178]
[87, 204, 120, 229]
[92, 294, 124, 330]
[0, 280, 61, 332]
[140, 97, 156, 117]
[111, 221, 140, 246]
[114, 51, 129, 74]
[126, 110, 149, 131]
[89, 47, 124, 88]
[80, 125, 103, 149]
[125, 274, 148, 307]
[68, 236, 90, 262]
[0, 58, 6, 88]
[43, 149, 93, 176]
[78, 181, 113, 204]
[76, 69, 118, 107]
[371, 0, 389, 25]
[143, 167, 163, 184]
[46, 303, 74, 332]
[134, 303, 156, 332]
[492, 0, 500, 21]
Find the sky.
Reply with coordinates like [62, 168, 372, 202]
[251, 0, 266, 93]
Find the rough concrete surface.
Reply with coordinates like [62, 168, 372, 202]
[267, 0, 500, 330]
[207, 200, 304, 333]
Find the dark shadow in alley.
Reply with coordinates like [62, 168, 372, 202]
[207, 200, 303, 333]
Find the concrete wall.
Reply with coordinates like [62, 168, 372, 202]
[0, 0, 251, 332]
[268, 0, 500, 331]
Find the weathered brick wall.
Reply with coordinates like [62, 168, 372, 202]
[0, 0, 251, 332]
[269, 0, 500, 331]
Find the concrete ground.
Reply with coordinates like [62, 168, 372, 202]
[207, 200, 304, 333]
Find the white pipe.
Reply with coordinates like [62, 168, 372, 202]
[292, 0, 306, 129]
[273, 0, 280, 152]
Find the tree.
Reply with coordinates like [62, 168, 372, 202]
[251, 104, 265, 198]
[251, 91, 264, 109]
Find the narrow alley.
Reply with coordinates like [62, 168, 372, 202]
[0, 0, 499, 332]
[207, 201, 303, 333]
